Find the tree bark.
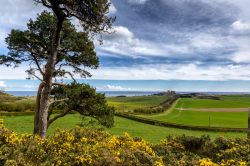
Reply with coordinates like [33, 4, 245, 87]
[248, 109, 250, 138]
[35, 10, 65, 138]
[33, 82, 45, 134]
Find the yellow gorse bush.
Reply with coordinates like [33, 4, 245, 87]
[0, 127, 249, 166]
[199, 158, 218, 166]
[0, 118, 3, 128]
[0, 127, 163, 166]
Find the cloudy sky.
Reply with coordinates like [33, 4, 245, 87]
[0, 0, 250, 91]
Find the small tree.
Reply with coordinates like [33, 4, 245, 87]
[49, 83, 115, 129]
[0, 0, 115, 138]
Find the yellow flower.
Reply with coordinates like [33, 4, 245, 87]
[199, 158, 218, 166]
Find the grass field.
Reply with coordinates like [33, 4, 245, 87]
[107, 95, 168, 111]
[2, 114, 246, 143]
[176, 95, 250, 108]
[1, 94, 249, 143]
[139, 96, 250, 128]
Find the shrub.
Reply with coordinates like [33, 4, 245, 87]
[0, 128, 249, 166]
[153, 135, 249, 166]
[0, 127, 163, 166]
[0, 94, 35, 112]
[133, 107, 165, 114]
[0, 103, 24, 112]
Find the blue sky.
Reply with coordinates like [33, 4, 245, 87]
[1, 79, 250, 92]
[0, 0, 250, 91]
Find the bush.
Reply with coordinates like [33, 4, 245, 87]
[152, 135, 250, 166]
[0, 127, 163, 166]
[0, 103, 25, 112]
[133, 107, 165, 114]
[0, 94, 35, 112]
[0, 128, 249, 166]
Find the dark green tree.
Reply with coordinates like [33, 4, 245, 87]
[49, 83, 115, 128]
[0, 0, 114, 138]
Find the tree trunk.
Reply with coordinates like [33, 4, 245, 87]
[33, 82, 45, 134]
[248, 109, 250, 138]
[34, 13, 64, 138]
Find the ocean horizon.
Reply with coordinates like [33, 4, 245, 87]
[5, 91, 250, 97]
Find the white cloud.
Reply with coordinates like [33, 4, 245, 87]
[232, 50, 250, 63]
[231, 36, 250, 63]
[109, 3, 117, 15]
[90, 63, 250, 81]
[128, 0, 148, 4]
[232, 20, 250, 32]
[113, 26, 134, 39]
[0, 0, 44, 53]
[101, 84, 134, 91]
[23, 84, 36, 89]
[99, 26, 192, 57]
[98, 26, 236, 59]
[189, 33, 226, 50]
[0, 66, 28, 79]
[0, 81, 6, 87]
[3, 61, 250, 81]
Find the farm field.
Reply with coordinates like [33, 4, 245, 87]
[176, 95, 250, 108]
[2, 114, 246, 143]
[107, 95, 168, 111]
[139, 95, 250, 128]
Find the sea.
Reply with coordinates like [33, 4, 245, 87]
[5, 91, 162, 97]
[5, 91, 250, 97]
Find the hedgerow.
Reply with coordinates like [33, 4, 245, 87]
[133, 107, 165, 114]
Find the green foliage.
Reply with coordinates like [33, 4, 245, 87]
[1, 0, 115, 136]
[152, 135, 250, 165]
[0, 94, 35, 112]
[133, 107, 165, 114]
[0, 127, 249, 165]
[35, 0, 115, 33]
[0, 127, 162, 166]
[1, 11, 99, 78]
[51, 83, 115, 128]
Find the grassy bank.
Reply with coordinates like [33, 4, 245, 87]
[3, 114, 246, 143]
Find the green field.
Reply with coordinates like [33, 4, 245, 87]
[2, 114, 246, 143]
[176, 95, 250, 108]
[107, 95, 168, 111]
[139, 96, 250, 128]
[2, 94, 249, 143]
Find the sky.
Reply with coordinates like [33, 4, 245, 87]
[0, 0, 250, 91]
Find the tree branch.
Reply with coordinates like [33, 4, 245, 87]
[65, 71, 76, 82]
[30, 53, 44, 76]
[34, 0, 52, 8]
[52, 82, 65, 86]
[26, 70, 43, 82]
[49, 98, 68, 105]
[47, 109, 71, 127]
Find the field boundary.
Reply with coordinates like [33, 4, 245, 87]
[176, 108, 249, 112]
[115, 112, 247, 133]
[0, 111, 34, 116]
